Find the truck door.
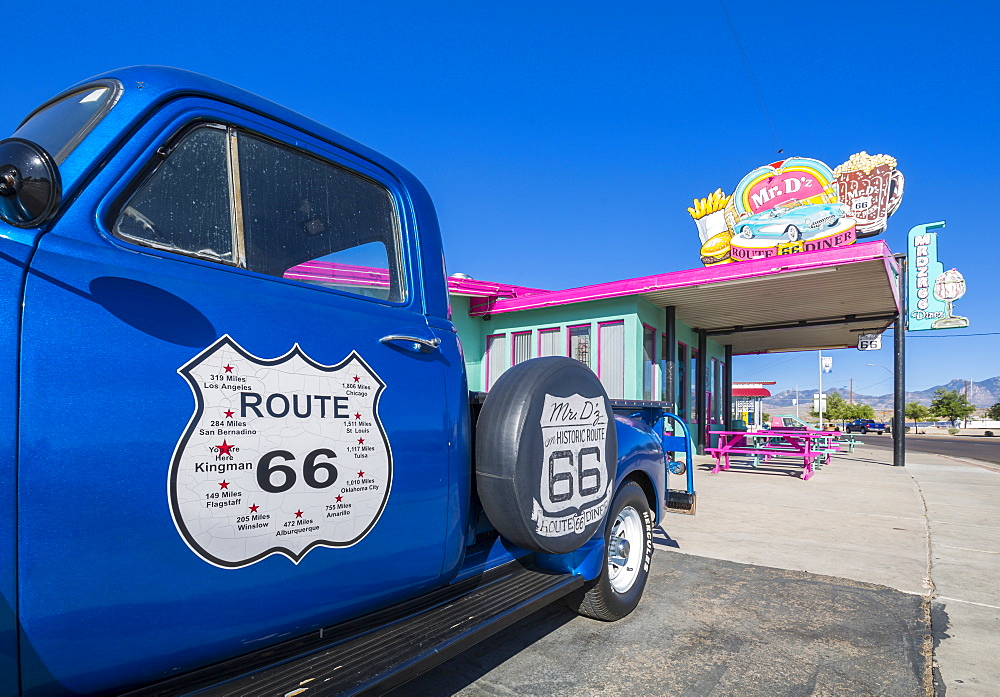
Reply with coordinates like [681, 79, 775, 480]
[17, 102, 456, 694]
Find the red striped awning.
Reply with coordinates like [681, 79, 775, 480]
[732, 388, 771, 397]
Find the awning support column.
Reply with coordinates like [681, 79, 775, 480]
[724, 345, 733, 430]
[696, 329, 707, 455]
[893, 255, 906, 467]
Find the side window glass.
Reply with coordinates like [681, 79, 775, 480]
[237, 132, 404, 302]
[113, 126, 233, 263]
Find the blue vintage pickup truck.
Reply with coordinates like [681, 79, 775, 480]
[0, 67, 693, 696]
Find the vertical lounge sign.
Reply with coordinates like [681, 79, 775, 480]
[907, 221, 969, 330]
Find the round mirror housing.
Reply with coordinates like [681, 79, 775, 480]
[0, 138, 61, 228]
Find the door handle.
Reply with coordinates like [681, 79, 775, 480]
[380, 334, 442, 354]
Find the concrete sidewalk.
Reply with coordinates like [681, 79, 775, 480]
[659, 445, 1000, 695]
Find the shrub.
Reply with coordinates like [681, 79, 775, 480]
[904, 426, 911, 433]
[986, 431, 995, 437]
[948, 428, 960, 435]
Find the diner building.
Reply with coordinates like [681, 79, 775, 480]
[447, 241, 902, 452]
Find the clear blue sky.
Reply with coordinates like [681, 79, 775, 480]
[4, 0, 996, 398]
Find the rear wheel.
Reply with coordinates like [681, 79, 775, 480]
[567, 481, 653, 621]
[785, 225, 801, 241]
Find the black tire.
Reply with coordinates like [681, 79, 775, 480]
[566, 481, 653, 621]
[476, 357, 617, 555]
[862, 428, 869, 434]
[877, 431, 884, 435]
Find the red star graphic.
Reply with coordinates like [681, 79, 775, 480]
[294, 510, 303, 518]
[216, 440, 234, 456]
[352, 375, 360, 382]
[224, 409, 234, 418]
[354, 413, 362, 420]
[335, 495, 343, 502]
[357, 470, 365, 477]
[223, 365, 234, 373]
[249, 504, 259, 512]
[219, 480, 229, 489]
[357, 437, 365, 445]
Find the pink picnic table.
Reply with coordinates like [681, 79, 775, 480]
[705, 430, 842, 481]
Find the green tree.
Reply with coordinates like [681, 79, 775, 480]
[986, 402, 1000, 421]
[842, 402, 876, 421]
[929, 388, 976, 427]
[809, 391, 849, 424]
[905, 402, 932, 431]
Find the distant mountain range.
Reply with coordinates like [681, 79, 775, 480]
[761, 376, 1000, 414]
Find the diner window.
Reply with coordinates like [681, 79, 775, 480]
[538, 328, 561, 357]
[568, 325, 592, 369]
[485, 334, 507, 390]
[660, 334, 670, 405]
[642, 324, 657, 401]
[716, 360, 726, 424]
[709, 358, 718, 423]
[677, 343, 688, 420]
[598, 321, 625, 399]
[512, 331, 532, 365]
[690, 348, 699, 424]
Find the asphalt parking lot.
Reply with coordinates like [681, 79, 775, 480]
[395, 553, 929, 696]
[392, 443, 1000, 696]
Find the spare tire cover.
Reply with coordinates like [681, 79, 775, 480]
[476, 357, 617, 554]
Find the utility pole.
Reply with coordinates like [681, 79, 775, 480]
[817, 350, 824, 428]
[850, 378, 853, 404]
[795, 384, 799, 419]
[966, 378, 972, 428]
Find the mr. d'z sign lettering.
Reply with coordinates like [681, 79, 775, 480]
[169, 336, 392, 568]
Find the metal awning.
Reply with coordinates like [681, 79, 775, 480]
[466, 241, 900, 355]
[732, 387, 771, 397]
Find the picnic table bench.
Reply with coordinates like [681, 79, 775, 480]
[705, 430, 843, 481]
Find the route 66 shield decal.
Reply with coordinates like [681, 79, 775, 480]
[169, 335, 392, 568]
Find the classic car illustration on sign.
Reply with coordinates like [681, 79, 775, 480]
[688, 152, 904, 265]
[735, 200, 850, 241]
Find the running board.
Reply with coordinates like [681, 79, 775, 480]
[128, 562, 582, 697]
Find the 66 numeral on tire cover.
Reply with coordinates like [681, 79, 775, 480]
[257, 448, 338, 493]
[548, 447, 602, 504]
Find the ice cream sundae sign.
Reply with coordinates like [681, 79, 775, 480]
[906, 221, 969, 331]
[689, 152, 904, 266]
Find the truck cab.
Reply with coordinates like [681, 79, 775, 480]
[0, 67, 688, 696]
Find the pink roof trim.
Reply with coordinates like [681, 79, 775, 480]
[468, 241, 897, 317]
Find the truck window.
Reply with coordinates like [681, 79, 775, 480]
[237, 132, 403, 302]
[14, 82, 119, 162]
[111, 123, 405, 303]
[114, 126, 234, 264]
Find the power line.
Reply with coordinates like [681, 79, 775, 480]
[718, 0, 783, 154]
[907, 332, 1000, 338]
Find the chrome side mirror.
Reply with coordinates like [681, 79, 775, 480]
[0, 138, 61, 228]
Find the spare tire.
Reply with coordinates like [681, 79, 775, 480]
[476, 357, 617, 554]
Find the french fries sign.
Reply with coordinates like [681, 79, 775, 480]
[690, 152, 904, 266]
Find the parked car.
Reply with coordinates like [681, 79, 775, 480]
[736, 200, 850, 242]
[846, 418, 889, 434]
